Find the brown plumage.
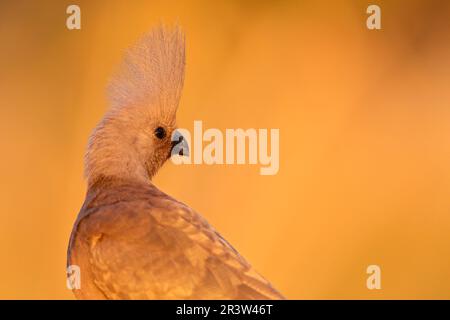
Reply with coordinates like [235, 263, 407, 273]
[67, 26, 284, 300]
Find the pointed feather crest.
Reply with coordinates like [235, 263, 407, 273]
[107, 25, 186, 119]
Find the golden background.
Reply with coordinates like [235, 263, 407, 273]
[0, 0, 449, 299]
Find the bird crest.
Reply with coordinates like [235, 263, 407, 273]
[107, 25, 186, 121]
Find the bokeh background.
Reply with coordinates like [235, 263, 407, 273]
[0, 0, 449, 299]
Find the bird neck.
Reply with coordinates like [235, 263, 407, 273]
[84, 114, 151, 186]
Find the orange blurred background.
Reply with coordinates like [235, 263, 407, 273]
[0, 0, 449, 299]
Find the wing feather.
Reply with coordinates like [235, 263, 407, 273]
[73, 190, 284, 299]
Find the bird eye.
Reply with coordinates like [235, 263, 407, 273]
[154, 126, 166, 140]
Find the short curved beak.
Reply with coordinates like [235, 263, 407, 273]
[170, 130, 189, 157]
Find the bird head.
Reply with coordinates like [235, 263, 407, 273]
[85, 26, 187, 184]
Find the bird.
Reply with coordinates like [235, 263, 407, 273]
[67, 25, 285, 300]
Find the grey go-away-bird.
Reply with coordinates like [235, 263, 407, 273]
[67, 26, 284, 300]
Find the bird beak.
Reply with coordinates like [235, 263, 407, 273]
[170, 130, 189, 158]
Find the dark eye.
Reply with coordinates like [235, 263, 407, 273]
[154, 126, 166, 139]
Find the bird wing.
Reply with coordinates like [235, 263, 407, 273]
[74, 196, 285, 300]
